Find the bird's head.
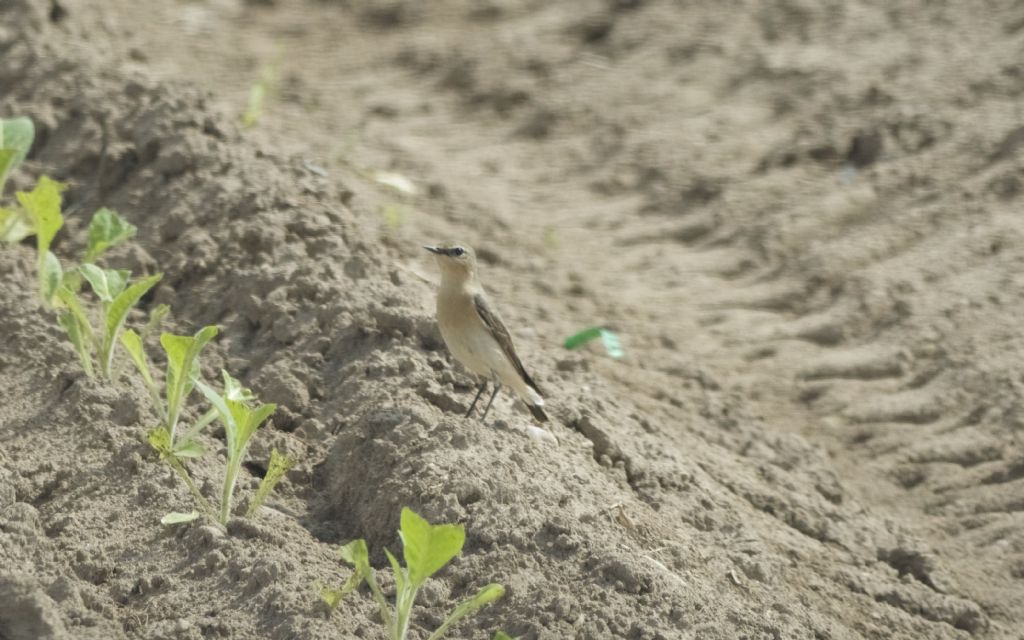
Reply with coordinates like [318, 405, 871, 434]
[424, 243, 478, 284]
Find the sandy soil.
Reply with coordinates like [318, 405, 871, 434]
[2, 0, 1024, 638]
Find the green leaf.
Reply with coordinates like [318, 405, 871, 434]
[106, 273, 161, 340]
[18, 176, 64, 256]
[177, 408, 217, 447]
[0, 149, 15, 195]
[198, 370, 275, 461]
[384, 547, 406, 594]
[141, 303, 170, 340]
[426, 583, 506, 640]
[338, 539, 370, 570]
[173, 440, 206, 458]
[18, 176, 66, 306]
[98, 273, 161, 378]
[56, 283, 95, 341]
[148, 426, 174, 457]
[148, 427, 216, 519]
[0, 117, 34, 169]
[241, 83, 266, 128]
[120, 329, 155, 389]
[161, 325, 218, 440]
[245, 448, 295, 518]
[85, 208, 137, 262]
[160, 511, 200, 525]
[39, 250, 63, 306]
[339, 538, 393, 632]
[122, 329, 164, 422]
[321, 583, 354, 611]
[0, 206, 32, 243]
[400, 507, 465, 588]
[493, 632, 517, 640]
[0, 117, 34, 194]
[80, 264, 130, 303]
[319, 545, 369, 612]
[221, 368, 254, 402]
[563, 326, 624, 359]
[57, 303, 94, 378]
[195, 376, 236, 431]
[470, 583, 505, 606]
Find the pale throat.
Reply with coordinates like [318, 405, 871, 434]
[439, 265, 480, 293]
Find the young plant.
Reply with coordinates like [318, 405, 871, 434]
[195, 371, 278, 524]
[0, 116, 35, 242]
[16, 176, 65, 306]
[52, 208, 150, 379]
[324, 507, 505, 640]
[78, 265, 163, 379]
[84, 207, 137, 262]
[122, 325, 219, 446]
[149, 370, 294, 526]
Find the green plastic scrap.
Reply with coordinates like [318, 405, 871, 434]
[563, 327, 624, 359]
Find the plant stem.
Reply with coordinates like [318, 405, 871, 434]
[98, 302, 112, 379]
[220, 454, 243, 525]
[167, 405, 181, 445]
[100, 338, 114, 380]
[425, 601, 472, 640]
[165, 454, 215, 519]
[364, 569, 394, 633]
[394, 585, 417, 640]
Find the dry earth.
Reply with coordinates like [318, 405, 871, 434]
[2, 1, 1024, 639]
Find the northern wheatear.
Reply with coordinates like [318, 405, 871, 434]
[425, 244, 548, 423]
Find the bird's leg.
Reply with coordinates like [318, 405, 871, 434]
[480, 383, 502, 422]
[465, 380, 488, 417]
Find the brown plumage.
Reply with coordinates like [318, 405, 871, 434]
[425, 243, 548, 423]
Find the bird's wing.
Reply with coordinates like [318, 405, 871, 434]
[473, 293, 543, 396]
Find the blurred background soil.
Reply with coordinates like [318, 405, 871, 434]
[2, 1, 1024, 638]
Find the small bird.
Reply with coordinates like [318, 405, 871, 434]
[425, 243, 548, 423]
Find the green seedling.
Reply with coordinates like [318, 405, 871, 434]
[163, 327, 220, 443]
[563, 326, 624, 359]
[52, 207, 153, 378]
[56, 283, 97, 377]
[150, 370, 293, 526]
[241, 83, 266, 128]
[0, 116, 35, 242]
[16, 176, 65, 306]
[85, 207, 137, 262]
[379, 203, 408, 229]
[245, 448, 293, 518]
[0, 117, 34, 189]
[122, 325, 218, 446]
[55, 269, 163, 380]
[324, 507, 505, 640]
[241, 60, 280, 128]
[77, 265, 163, 379]
[196, 370, 281, 524]
[148, 426, 215, 524]
[47, 207, 146, 377]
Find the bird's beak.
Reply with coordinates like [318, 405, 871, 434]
[423, 245, 442, 254]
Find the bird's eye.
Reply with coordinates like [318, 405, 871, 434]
[452, 247, 465, 257]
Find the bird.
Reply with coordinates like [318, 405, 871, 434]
[424, 243, 548, 423]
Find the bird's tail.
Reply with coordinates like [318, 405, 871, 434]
[528, 402, 548, 423]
